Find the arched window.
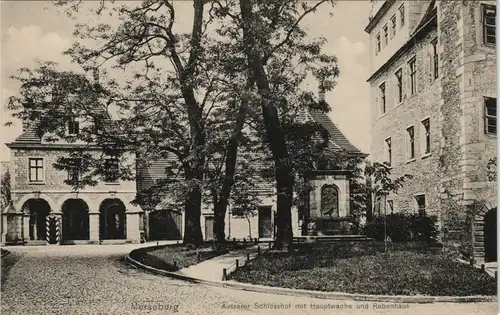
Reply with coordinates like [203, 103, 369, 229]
[320, 185, 339, 217]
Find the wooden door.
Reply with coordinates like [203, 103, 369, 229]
[204, 216, 214, 240]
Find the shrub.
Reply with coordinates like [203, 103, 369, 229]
[409, 214, 439, 243]
[363, 213, 439, 243]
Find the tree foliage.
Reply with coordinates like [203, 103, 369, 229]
[487, 157, 496, 182]
[1, 169, 11, 211]
[6, 0, 341, 247]
[364, 162, 413, 218]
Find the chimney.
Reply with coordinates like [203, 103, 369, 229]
[318, 85, 326, 102]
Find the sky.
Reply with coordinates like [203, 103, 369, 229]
[0, 0, 382, 161]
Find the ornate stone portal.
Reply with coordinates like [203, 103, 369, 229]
[304, 170, 351, 236]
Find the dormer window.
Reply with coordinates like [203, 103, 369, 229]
[390, 15, 397, 38]
[383, 24, 389, 46]
[399, 4, 405, 27]
[68, 118, 79, 135]
[376, 33, 381, 54]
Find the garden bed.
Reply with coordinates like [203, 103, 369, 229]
[130, 241, 253, 272]
[230, 241, 497, 296]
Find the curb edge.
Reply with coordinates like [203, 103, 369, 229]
[125, 249, 497, 304]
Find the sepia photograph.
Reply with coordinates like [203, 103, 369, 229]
[0, 0, 497, 314]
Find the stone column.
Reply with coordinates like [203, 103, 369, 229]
[23, 214, 30, 242]
[126, 212, 140, 243]
[1, 214, 7, 244]
[15, 213, 24, 244]
[89, 212, 100, 244]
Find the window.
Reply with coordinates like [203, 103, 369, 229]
[67, 158, 82, 183]
[68, 118, 79, 135]
[408, 57, 417, 95]
[379, 82, 386, 115]
[28, 158, 44, 183]
[415, 195, 426, 216]
[431, 38, 439, 79]
[421, 118, 431, 155]
[399, 4, 405, 27]
[484, 97, 497, 135]
[385, 137, 392, 166]
[387, 200, 394, 215]
[383, 24, 388, 46]
[104, 158, 119, 182]
[483, 4, 496, 45]
[390, 15, 397, 38]
[406, 126, 415, 160]
[395, 68, 403, 104]
[376, 33, 381, 54]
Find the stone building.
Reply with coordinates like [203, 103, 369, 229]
[366, 0, 496, 263]
[1, 95, 364, 245]
[2, 124, 143, 245]
[139, 103, 366, 241]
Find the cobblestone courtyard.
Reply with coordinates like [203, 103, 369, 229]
[0, 245, 497, 315]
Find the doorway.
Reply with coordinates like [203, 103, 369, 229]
[99, 199, 126, 240]
[204, 216, 214, 240]
[62, 199, 90, 241]
[484, 207, 497, 262]
[258, 206, 272, 238]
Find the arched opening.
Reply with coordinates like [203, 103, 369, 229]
[484, 207, 497, 262]
[320, 184, 339, 218]
[23, 199, 51, 241]
[62, 199, 90, 241]
[99, 199, 126, 240]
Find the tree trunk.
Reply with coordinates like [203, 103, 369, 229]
[366, 175, 373, 222]
[247, 216, 252, 239]
[166, 0, 205, 247]
[239, 0, 294, 250]
[213, 79, 251, 245]
[183, 169, 203, 246]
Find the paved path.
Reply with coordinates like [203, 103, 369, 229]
[178, 245, 261, 281]
[1, 245, 497, 315]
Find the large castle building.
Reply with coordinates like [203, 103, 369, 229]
[366, 0, 497, 263]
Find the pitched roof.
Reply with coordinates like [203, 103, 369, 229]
[307, 109, 366, 157]
[136, 154, 178, 192]
[12, 127, 42, 144]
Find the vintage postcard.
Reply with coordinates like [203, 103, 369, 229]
[0, 0, 497, 314]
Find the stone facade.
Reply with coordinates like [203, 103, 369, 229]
[369, 26, 442, 217]
[367, 0, 497, 263]
[2, 144, 143, 245]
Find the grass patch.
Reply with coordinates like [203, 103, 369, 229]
[130, 241, 253, 272]
[231, 241, 497, 296]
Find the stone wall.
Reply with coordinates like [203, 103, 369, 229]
[439, 1, 497, 261]
[438, 0, 497, 261]
[370, 27, 442, 217]
[437, 0, 466, 242]
[369, 1, 496, 263]
[6, 147, 143, 244]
